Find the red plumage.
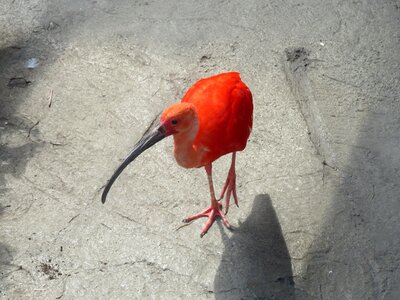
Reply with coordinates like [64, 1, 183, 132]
[182, 72, 253, 167]
[102, 72, 253, 237]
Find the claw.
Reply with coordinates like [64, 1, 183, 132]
[184, 200, 231, 237]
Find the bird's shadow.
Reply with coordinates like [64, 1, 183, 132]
[214, 194, 295, 299]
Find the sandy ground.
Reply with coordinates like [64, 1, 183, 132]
[1, 0, 399, 299]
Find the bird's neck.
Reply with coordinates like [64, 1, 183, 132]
[173, 121, 200, 168]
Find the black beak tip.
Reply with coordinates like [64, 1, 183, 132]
[101, 182, 110, 204]
[100, 125, 166, 206]
[101, 187, 108, 204]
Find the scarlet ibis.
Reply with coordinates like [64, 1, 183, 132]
[102, 72, 253, 237]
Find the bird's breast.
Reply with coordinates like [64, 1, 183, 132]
[173, 142, 208, 169]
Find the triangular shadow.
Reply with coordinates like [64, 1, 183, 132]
[214, 194, 295, 299]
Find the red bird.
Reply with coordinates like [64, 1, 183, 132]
[102, 72, 253, 237]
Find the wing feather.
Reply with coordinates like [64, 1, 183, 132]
[181, 72, 253, 165]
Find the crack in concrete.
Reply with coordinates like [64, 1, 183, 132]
[1, 193, 36, 221]
[26, 120, 40, 139]
[55, 213, 83, 238]
[322, 74, 360, 89]
[114, 211, 142, 225]
[21, 175, 65, 205]
[0, 263, 35, 281]
[67, 214, 80, 223]
[61, 257, 192, 282]
[243, 169, 324, 185]
[283, 47, 337, 171]
[214, 287, 239, 294]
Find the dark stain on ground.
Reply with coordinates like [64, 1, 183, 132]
[285, 47, 311, 73]
[38, 260, 62, 280]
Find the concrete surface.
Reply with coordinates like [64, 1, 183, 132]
[1, 0, 399, 299]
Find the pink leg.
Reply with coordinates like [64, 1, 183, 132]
[183, 164, 232, 237]
[219, 152, 238, 214]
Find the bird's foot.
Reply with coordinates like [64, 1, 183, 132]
[218, 168, 238, 214]
[183, 202, 232, 237]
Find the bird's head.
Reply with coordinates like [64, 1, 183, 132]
[160, 102, 198, 136]
[101, 102, 198, 204]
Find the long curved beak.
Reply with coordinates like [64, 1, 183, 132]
[101, 125, 166, 204]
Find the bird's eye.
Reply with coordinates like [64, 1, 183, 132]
[171, 119, 178, 125]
